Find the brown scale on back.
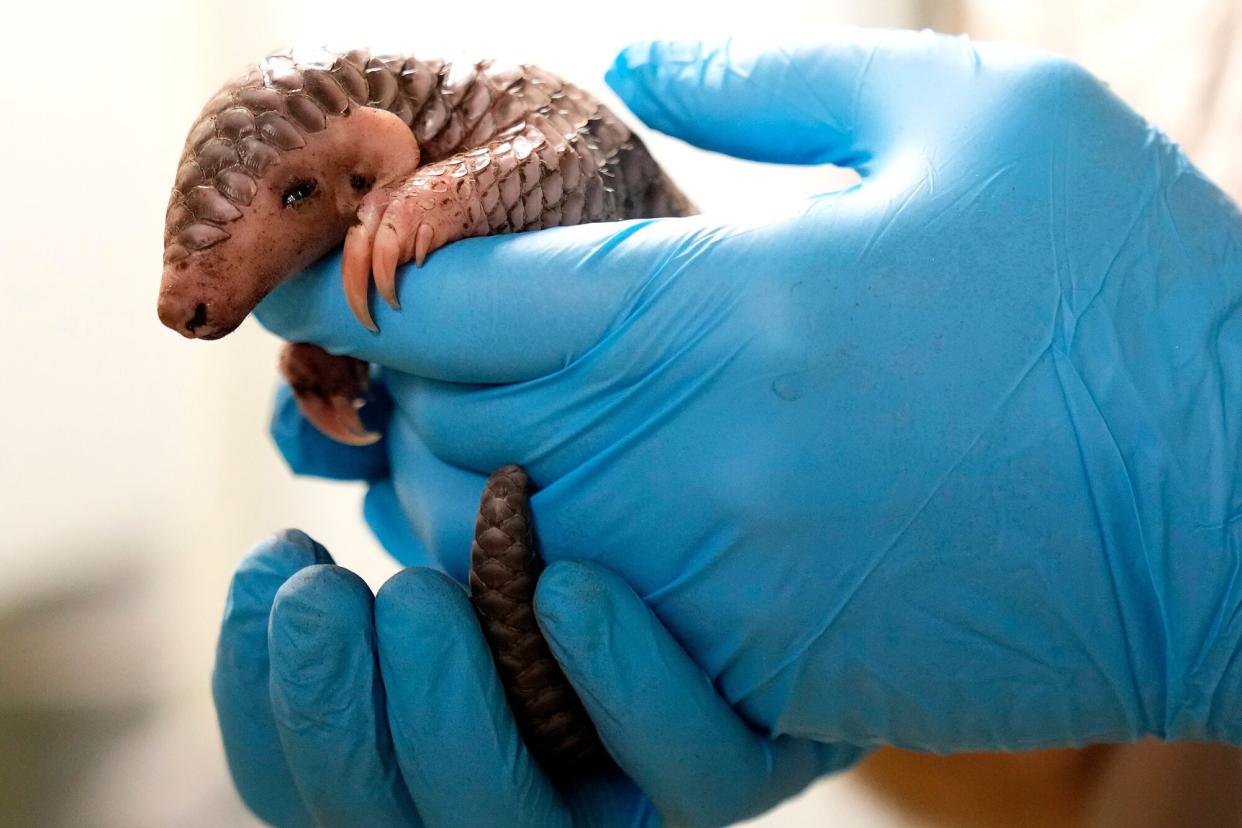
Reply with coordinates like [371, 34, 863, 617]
[158, 47, 696, 775]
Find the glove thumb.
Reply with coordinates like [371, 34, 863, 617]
[606, 30, 982, 172]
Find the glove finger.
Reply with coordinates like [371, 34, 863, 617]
[374, 567, 572, 828]
[269, 565, 421, 827]
[213, 530, 331, 828]
[253, 214, 711, 384]
[535, 561, 864, 826]
[606, 33, 899, 169]
[270, 380, 392, 482]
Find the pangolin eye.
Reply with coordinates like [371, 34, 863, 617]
[281, 178, 318, 207]
[350, 174, 372, 192]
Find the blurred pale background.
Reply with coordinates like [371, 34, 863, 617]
[1, 0, 1238, 825]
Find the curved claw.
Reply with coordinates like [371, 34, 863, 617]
[373, 224, 401, 310]
[295, 392, 381, 446]
[342, 222, 379, 332]
[343, 185, 443, 327]
[414, 223, 435, 268]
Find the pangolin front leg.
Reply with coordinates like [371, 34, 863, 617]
[341, 165, 475, 331]
[278, 343, 377, 446]
[337, 111, 643, 333]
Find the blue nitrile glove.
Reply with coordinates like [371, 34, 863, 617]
[214, 530, 851, 827]
[257, 29, 1242, 754]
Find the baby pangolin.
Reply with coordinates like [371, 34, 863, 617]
[158, 46, 694, 774]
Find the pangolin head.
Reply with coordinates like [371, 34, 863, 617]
[158, 48, 424, 339]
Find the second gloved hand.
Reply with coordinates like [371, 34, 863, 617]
[213, 531, 850, 827]
[258, 30, 1242, 752]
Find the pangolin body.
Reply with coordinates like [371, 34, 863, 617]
[158, 47, 696, 773]
[160, 47, 693, 337]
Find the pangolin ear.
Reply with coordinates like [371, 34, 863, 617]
[348, 106, 421, 178]
[328, 106, 420, 216]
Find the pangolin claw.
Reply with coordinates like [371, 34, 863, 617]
[414, 224, 435, 268]
[296, 392, 381, 446]
[373, 224, 401, 309]
[343, 222, 379, 331]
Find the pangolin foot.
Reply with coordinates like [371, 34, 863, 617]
[342, 179, 468, 331]
[278, 343, 379, 446]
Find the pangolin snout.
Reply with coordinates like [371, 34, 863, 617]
[158, 291, 213, 338]
[158, 273, 244, 340]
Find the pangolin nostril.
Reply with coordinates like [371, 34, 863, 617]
[187, 303, 208, 332]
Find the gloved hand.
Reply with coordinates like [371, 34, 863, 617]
[258, 29, 1242, 753]
[213, 530, 853, 827]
